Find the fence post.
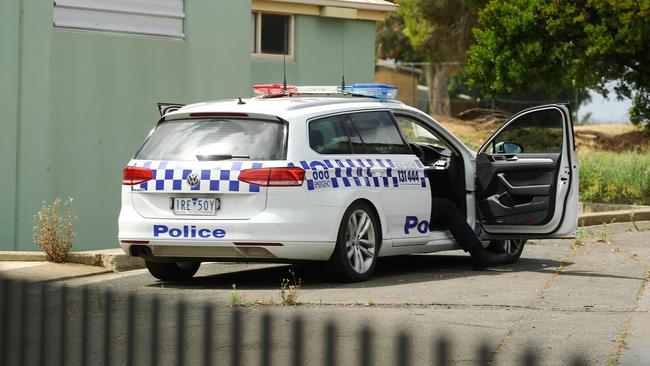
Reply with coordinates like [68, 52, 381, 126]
[103, 289, 112, 366]
[151, 296, 159, 366]
[360, 326, 372, 366]
[203, 303, 213, 366]
[261, 312, 272, 366]
[0, 279, 6, 366]
[176, 300, 186, 366]
[59, 285, 68, 366]
[434, 336, 450, 366]
[232, 308, 242, 366]
[478, 342, 490, 366]
[325, 321, 337, 366]
[397, 331, 410, 366]
[39, 283, 47, 366]
[521, 348, 538, 366]
[291, 316, 303, 366]
[126, 293, 136, 366]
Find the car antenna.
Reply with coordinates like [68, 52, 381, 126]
[237, 97, 245, 105]
[283, 54, 288, 93]
[340, 27, 346, 93]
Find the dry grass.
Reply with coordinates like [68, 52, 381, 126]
[32, 198, 75, 263]
[279, 271, 301, 306]
[436, 113, 648, 154]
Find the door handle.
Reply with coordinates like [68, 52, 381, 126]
[505, 155, 519, 161]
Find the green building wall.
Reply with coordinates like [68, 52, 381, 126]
[0, 1, 377, 251]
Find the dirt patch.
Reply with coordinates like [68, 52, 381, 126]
[574, 125, 648, 153]
[433, 113, 649, 153]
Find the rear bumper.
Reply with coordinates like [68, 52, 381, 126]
[118, 203, 341, 261]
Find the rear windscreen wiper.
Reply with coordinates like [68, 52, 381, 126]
[196, 154, 250, 161]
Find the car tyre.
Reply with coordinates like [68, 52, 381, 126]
[329, 201, 381, 282]
[145, 260, 201, 281]
[486, 239, 526, 264]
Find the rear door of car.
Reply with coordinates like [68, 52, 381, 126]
[475, 104, 579, 238]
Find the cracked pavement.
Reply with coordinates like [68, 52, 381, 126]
[3, 221, 650, 365]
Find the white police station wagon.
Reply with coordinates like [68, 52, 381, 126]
[118, 84, 578, 282]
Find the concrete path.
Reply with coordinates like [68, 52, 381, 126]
[2, 221, 649, 365]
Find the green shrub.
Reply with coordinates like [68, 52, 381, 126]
[579, 151, 650, 205]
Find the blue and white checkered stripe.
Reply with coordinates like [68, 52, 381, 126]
[129, 160, 264, 193]
[289, 158, 428, 191]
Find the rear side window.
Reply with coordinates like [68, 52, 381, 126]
[135, 119, 286, 161]
[308, 116, 351, 154]
[309, 111, 410, 155]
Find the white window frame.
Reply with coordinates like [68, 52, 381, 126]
[53, 0, 185, 39]
[250, 12, 295, 60]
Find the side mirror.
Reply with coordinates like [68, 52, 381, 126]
[493, 141, 523, 154]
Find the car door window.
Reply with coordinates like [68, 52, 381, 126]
[346, 112, 411, 154]
[395, 116, 451, 151]
[490, 109, 564, 154]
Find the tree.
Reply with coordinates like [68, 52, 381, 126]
[401, 0, 480, 115]
[376, 0, 480, 116]
[466, 0, 650, 127]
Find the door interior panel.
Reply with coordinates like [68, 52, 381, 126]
[476, 152, 560, 225]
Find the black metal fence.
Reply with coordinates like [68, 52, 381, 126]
[0, 278, 588, 366]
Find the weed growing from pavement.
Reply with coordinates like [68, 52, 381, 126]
[598, 223, 611, 244]
[33, 197, 75, 263]
[279, 270, 301, 306]
[230, 284, 243, 306]
[572, 229, 586, 249]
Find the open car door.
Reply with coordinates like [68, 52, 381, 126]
[475, 104, 578, 239]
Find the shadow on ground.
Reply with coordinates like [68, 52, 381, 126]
[146, 254, 594, 290]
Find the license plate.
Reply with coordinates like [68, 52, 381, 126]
[172, 197, 220, 216]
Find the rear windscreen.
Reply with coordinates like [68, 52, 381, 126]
[135, 119, 286, 161]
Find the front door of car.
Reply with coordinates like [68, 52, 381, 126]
[475, 104, 579, 238]
[336, 111, 430, 245]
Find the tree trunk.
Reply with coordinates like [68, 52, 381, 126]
[428, 62, 461, 116]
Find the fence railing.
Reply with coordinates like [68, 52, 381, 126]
[0, 278, 589, 366]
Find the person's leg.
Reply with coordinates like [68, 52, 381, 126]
[429, 198, 481, 252]
[429, 197, 508, 269]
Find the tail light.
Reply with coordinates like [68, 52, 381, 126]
[238, 167, 305, 187]
[123, 166, 153, 185]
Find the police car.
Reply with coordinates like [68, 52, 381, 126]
[118, 84, 578, 282]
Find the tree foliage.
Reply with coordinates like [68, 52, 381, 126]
[398, 0, 478, 63]
[466, 0, 650, 126]
[376, 13, 422, 62]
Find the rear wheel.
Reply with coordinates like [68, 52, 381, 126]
[145, 260, 200, 281]
[329, 202, 381, 282]
[486, 239, 526, 264]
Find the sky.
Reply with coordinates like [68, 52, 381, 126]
[577, 82, 632, 125]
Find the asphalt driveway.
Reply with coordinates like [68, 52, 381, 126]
[3, 221, 649, 365]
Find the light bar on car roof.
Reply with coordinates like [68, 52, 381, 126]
[252, 83, 397, 99]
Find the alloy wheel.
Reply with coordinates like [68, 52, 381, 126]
[345, 209, 376, 274]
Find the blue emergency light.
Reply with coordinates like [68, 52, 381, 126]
[343, 83, 397, 99]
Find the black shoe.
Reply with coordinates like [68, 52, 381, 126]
[470, 247, 509, 270]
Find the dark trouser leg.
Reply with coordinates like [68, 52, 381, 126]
[430, 197, 482, 252]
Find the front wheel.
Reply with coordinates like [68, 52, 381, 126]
[329, 202, 381, 282]
[486, 239, 526, 264]
[145, 260, 201, 281]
